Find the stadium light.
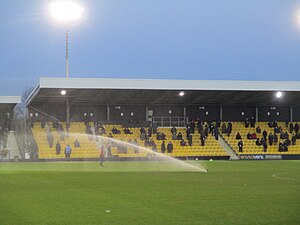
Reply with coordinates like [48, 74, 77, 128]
[179, 91, 185, 97]
[61, 90, 67, 95]
[276, 91, 283, 98]
[49, 1, 84, 78]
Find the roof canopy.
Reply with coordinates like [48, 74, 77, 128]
[26, 78, 300, 106]
[0, 96, 21, 110]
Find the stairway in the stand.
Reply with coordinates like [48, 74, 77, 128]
[6, 131, 21, 159]
[218, 135, 239, 160]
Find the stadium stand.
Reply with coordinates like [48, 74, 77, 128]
[32, 122, 228, 159]
[24, 78, 300, 160]
[222, 121, 300, 155]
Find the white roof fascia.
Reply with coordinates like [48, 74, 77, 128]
[39, 77, 300, 91]
[0, 96, 21, 104]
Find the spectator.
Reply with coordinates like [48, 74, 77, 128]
[64, 144, 72, 158]
[268, 133, 274, 146]
[295, 123, 299, 134]
[200, 135, 205, 146]
[152, 143, 157, 152]
[100, 126, 106, 135]
[74, 138, 80, 148]
[289, 123, 294, 133]
[236, 132, 242, 140]
[221, 123, 227, 133]
[148, 127, 153, 137]
[262, 140, 268, 152]
[167, 141, 173, 153]
[256, 126, 261, 133]
[133, 139, 139, 154]
[180, 139, 187, 146]
[47, 131, 54, 148]
[161, 141, 166, 154]
[256, 138, 261, 146]
[99, 146, 105, 167]
[262, 130, 268, 140]
[177, 132, 183, 140]
[213, 127, 219, 140]
[274, 134, 278, 144]
[188, 135, 193, 146]
[186, 126, 191, 139]
[171, 126, 177, 134]
[245, 118, 249, 128]
[238, 140, 243, 152]
[55, 141, 61, 155]
[292, 134, 297, 145]
[172, 132, 177, 140]
[161, 132, 166, 140]
[112, 127, 121, 134]
[227, 121, 232, 135]
[140, 127, 146, 135]
[124, 127, 132, 134]
[250, 117, 255, 128]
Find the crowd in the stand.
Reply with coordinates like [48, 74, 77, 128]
[0, 113, 11, 157]
[234, 119, 299, 153]
[39, 116, 300, 158]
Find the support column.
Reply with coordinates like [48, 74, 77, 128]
[255, 106, 259, 122]
[220, 105, 223, 121]
[107, 104, 110, 121]
[183, 106, 186, 117]
[146, 106, 149, 122]
[290, 107, 293, 122]
[66, 97, 70, 124]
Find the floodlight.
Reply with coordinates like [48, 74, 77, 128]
[179, 91, 185, 97]
[61, 90, 67, 95]
[49, 1, 84, 79]
[275, 91, 283, 98]
[50, 1, 84, 22]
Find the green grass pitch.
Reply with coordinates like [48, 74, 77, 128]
[0, 160, 299, 225]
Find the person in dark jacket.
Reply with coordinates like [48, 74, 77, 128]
[167, 141, 173, 153]
[55, 141, 61, 155]
[238, 140, 243, 152]
[161, 141, 166, 154]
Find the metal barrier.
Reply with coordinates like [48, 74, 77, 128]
[152, 117, 188, 127]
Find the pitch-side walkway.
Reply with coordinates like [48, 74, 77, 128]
[218, 135, 239, 160]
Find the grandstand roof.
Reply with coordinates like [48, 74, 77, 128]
[26, 77, 300, 106]
[0, 96, 21, 109]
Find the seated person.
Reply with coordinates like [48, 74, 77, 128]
[177, 132, 183, 140]
[144, 139, 150, 147]
[247, 133, 253, 139]
[140, 133, 146, 140]
[156, 132, 162, 140]
[180, 139, 187, 146]
[236, 132, 242, 140]
[100, 126, 106, 135]
[140, 127, 146, 135]
[251, 133, 257, 139]
[221, 123, 227, 133]
[108, 133, 114, 138]
[112, 127, 121, 134]
[74, 138, 80, 148]
[256, 126, 261, 133]
[171, 126, 177, 134]
[256, 138, 261, 146]
[124, 127, 133, 134]
[285, 138, 291, 146]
